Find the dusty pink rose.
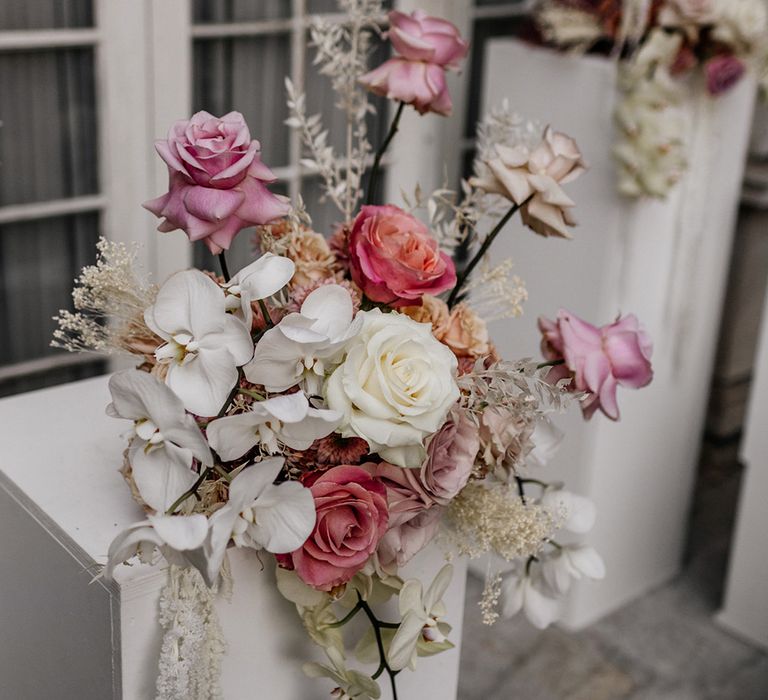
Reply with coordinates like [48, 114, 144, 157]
[705, 55, 746, 96]
[364, 461, 433, 528]
[281, 465, 389, 591]
[144, 111, 289, 255]
[359, 10, 468, 116]
[478, 405, 533, 473]
[421, 410, 479, 504]
[377, 506, 443, 570]
[538, 310, 654, 420]
[348, 205, 456, 306]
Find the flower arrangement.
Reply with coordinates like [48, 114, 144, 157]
[54, 3, 654, 698]
[533, 0, 768, 197]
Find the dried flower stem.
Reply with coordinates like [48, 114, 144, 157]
[365, 101, 405, 205]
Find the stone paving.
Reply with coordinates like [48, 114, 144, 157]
[458, 458, 768, 700]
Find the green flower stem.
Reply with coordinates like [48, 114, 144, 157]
[237, 387, 265, 400]
[212, 464, 231, 481]
[536, 358, 565, 370]
[218, 252, 230, 281]
[447, 198, 528, 308]
[257, 297, 274, 329]
[165, 467, 212, 515]
[357, 594, 400, 700]
[365, 101, 405, 206]
[328, 602, 363, 629]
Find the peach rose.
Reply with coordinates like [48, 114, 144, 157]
[286, 229, 338, 288]
[348, 205, 456, 307]
[400, 294, 450, 336]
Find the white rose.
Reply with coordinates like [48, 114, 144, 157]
[325, 309, 459, 468]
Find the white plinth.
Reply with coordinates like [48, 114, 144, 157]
[482, 39, 756, 628]
[717, 282, 768, 651]
[0, 376, 466, 699]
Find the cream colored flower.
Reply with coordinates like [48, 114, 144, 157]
[712, 0, 768, 53]
[286, 229, 338, 288]
[325, 309, 459, 468]
[399, 294, 450, 337]
[440, 303, 490, 358]
[470, 126, 586, 238]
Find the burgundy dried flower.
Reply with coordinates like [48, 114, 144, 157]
[314, 434, 370, 466]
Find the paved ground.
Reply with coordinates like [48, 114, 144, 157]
[458, 449, 768, 700]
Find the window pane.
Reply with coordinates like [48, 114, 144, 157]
[301, 176, 346, 235]
[0, 48, 99, 206]
[0, 0, 92, 30]
[193, 36, 291, 167]
[0, 212, 99, 366]
[193, 0, 290, 24]
[307, 0, 394, 11]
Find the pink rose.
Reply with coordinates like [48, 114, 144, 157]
[348, 205, 456, 306]
[359, 10, 468, 116]
[364, 461, 433, 528]
[538, 310, 653, 421]
[144, 111, 289, 255]
[421, 410, 479, 505]
[282, 465, 388, 591]
[705, 55, 746, 97]
[377, 507, 443, 570]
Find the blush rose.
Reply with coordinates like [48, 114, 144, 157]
[281, 465, 389, 591]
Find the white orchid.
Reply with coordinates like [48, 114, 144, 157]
[107, 370, 213, 512]
[222, 253, 295, 327]
[304, 647, 381, 700]
[388, 564, 453, 672]
[104, 513, 210, 581]
[204, 457, 315, 584]
[145, 269, 253, 417]
[540, 544, 606, 595]
[500, 568, 562, 629]
[541, 489, 597, 534]
[526, 417, 564, 470]
[245, 284, 362, 394]
[206, 392, 341, 461]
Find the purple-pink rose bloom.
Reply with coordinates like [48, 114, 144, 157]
[360, 10, 469, 116]
[538, 310, 653, 421]
[378, 507, 443, 570]
[144, 111, 290, 255]
[705, 55, 746, 97]
[421, 409, 479, 505]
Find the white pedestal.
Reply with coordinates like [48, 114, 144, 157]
[717, 283, 768, 651]
[481, 40, 756, 628]
[0, 376, 466, 699]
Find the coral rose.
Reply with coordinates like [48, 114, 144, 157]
[538, 310, 653, 420]
[282, 465, 389, 591]
[144, 111, 289, 254]
[348, 205, 456, 307]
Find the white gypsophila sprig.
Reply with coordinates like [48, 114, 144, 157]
[285, 0, 385, 221]
[52, 237, 157, 355]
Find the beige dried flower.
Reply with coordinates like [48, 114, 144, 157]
[286, 229, 339, 288]
[446, 481, 556, 561]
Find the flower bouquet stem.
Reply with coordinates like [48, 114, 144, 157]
[366, 101, 405, 205]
